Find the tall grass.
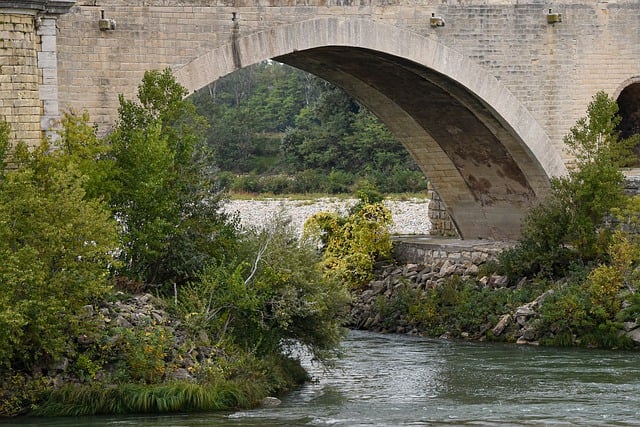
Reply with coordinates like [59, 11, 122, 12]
[32, 380, 269, 417]
[32, 353, 310, 417]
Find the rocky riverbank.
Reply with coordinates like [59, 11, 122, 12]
[225, 197, 640, 349]
[349, 255, 640, 348]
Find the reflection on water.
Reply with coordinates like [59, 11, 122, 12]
[3, 330, 640, 426]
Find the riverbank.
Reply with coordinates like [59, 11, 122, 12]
[224, 197, 640, 350]
[349, 251, 640, 349]
[6, 330, 640, 427]
[0, 292, 308, 417]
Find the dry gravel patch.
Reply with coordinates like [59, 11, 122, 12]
[223, 197, 432, 236]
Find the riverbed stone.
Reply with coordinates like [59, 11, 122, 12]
[260, 397, 282, 407]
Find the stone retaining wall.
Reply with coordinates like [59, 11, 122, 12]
[393, 237, 513, 266]
[350, 238, 513, 333]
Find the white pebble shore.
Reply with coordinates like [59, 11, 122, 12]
[223, 197, 432, 236]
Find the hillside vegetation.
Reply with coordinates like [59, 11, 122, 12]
[190, 61, 427, 195]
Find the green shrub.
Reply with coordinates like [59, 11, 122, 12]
[304, 196, 393, 288]
[178, 216, 350, 364]
[259, 174, 294, 194]
[326, 169, 355, 194]
[291, 169, 327, 193]
[498, 91, 639, 281]
[406, 277, 541, 339]
[229, 173, 261, 193]
[0, 373, 48, 417]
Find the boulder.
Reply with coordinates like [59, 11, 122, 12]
[515, 304, 537, 326]
[626, 328, 640, 344]
[169, 368, 193, 381]
[489, 275, 508, 287]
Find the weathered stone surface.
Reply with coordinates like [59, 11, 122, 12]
[490, 275, 509, 287]
[260, 397, 282, 407]
[491, 314, 511, 337]
[626, 328, 640, 345]
[114, 315, 132, 328]
[515, 304, 537, 327]
[169, 368, 193, 381]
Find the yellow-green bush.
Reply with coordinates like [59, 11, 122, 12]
[304, 197, 393, 287]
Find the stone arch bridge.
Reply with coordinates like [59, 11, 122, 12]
[1, 0, 639, 240]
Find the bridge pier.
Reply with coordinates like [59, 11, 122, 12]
[0, 1, 74, 147]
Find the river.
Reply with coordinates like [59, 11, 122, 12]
[4, 330, 640, 426]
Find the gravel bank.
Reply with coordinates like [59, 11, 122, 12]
[223, 197, 432, 236]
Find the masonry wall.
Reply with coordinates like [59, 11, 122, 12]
[0, 13, 41, 148]
[54, 0, 640, 153]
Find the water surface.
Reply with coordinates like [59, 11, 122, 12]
[4, 330, 640, 426]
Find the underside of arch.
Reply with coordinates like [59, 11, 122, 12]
[175, 17, 567, 240]
[616, 81, 640, 164]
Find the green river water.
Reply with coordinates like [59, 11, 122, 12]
[3, 330, 640, 426]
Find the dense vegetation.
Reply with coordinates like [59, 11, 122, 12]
[492, 91, 640, 347]
[1, 61, 638, 418]
[369, 91, 640, 349]
[190, 62, 428, 194]
[0, 70, 352, 416]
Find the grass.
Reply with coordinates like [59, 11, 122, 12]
[31, 355, 310, 417]
[32, 380, 266, 417]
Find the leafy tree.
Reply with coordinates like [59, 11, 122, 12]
[179, 216, 350, 363]
[194, 63, 319, 173]
[499, 91, 640, 279]
[0, 119, 10, 170]
[27, 112, 115, 201]
[0, 123, 118, 371]
[108, 69, 237, 289]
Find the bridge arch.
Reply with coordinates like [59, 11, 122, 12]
[615, 77, 640, 147]
[175, 17, 567, 240]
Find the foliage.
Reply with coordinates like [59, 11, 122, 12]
[191, 61, 427, 194]
[498, 91, 639, 280]
[33, 375, 272, 416]
[0, 118, 10, 170]
[41, 111, 116, 200]
[536, 280, 634, 349]
[108, 69, 238, 289]
[118, 326, 173, 383]
[0, 372, 49, 416]
[0, 128, 118, 371]
[304, 195, 393, 287]
[404, 277, 540, 338]
[178, 216, 350, 363]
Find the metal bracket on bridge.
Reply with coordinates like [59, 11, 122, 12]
[99, 9, 116, 31]
[546, 9, 562, 24]
[430, 13, 445, 27]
